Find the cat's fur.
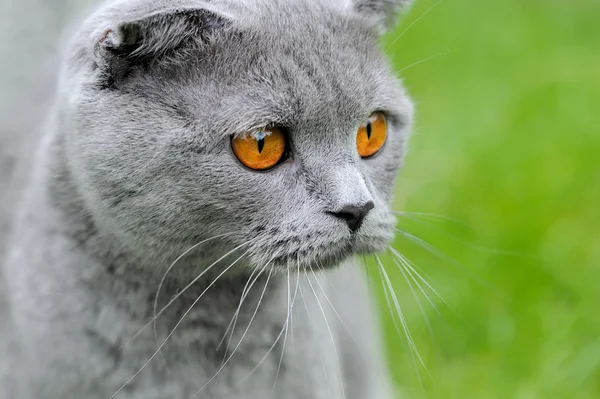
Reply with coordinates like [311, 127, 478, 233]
[0, 0, 414, 398]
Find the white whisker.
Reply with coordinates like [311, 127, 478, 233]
[153, 233, 232, 367]
[385, 0, 445, 53]
[389, 247, 450, 311]
[193, 268, 273, 396]
[289, 254, 302, 350]
[397, 52, 448, 74]
[392, 210, 467, 226]
[122, 239, 249, 350]
[217, 266, 260, 350]
[110, 241, 252, 399]
[393, 253, 441, 320]
[395, 228, 453, 262]
[315, 261, 343, 298]
[241, 261, 303, 388]
[272, 264, 292, 389]
[389, 251, 436, 341]
[395, 212, 532, 259]
[306, 273, 346, 399]
[298, 277, 333, 398]
[239, 317, 287, 386]
[218, 266, 264, 358]
[376, 256, 424, 390]
[377, 257, 425, 366]
[309, 267, 359, 348]
[394, 227, 494, 290]
[377, 259, 409, 348]
[377, 255, 432, 383]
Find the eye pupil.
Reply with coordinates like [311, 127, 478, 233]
[257, 138, 265, 153]
[366, 123, 372, 140]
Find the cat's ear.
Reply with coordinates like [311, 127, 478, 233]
[93, 7, 232, 86]
[349, 0, 413, 34]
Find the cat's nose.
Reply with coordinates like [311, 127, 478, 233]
[330, 201, 375, 233]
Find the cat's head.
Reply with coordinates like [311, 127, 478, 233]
[59, 0, 414, 272]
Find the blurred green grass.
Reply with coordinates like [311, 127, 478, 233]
[376, 0, 600, 397]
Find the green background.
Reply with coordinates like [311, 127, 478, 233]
[375, 0, 600, 397]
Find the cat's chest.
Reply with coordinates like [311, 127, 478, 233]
[8, 256, 348, 399]
[89, 277, 345, 399]
[103, 298, 343, 399]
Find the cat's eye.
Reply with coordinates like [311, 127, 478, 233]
[356, 112, 387, 158]
[232, 127, 287, 170]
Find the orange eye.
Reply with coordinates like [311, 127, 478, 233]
[232, 127, 286, 170]
[356, 112, 387, 158]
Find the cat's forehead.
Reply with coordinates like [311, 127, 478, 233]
[143, 7, 403, 137]
[96, 0, 409, 138]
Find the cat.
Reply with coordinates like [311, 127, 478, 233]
[0, 0, 415, 397]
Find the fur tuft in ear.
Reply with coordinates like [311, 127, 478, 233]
[93, 8, 230, 87]
[353, 0, 413, 33]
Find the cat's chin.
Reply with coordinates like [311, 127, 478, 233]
[263, 234, 392, 272]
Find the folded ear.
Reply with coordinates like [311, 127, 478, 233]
[93, 7, 231, 87]
[351, 0, 413, 34]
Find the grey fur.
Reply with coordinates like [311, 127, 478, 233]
[353, 0, 413, 32]
[0, 0, 414, 398]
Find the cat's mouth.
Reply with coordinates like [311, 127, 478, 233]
[239, 211, 397, 271]
[253, 232, 391, 271]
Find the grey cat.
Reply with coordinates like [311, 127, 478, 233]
[0, 0, 415, 397]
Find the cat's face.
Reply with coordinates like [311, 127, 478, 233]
[62, 0, 413, 271]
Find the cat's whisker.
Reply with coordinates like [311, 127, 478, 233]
[376, 259, 424, 391]
[218, 265, 265, 360]
[122, 239, 250, 349]
[397, 52, 448, 74]
[320, 259, 397, 393]
[396, 212, 533, 259]
[392, 248, 472, 339]
[391, 210, 468, 227]
[273, 263, 296, 389]
[389, 247, 450, 311]
[239, 262, 301, 388]
[298, 275, 333, 398]
[361, 254, 377, 299]
[376, 256, 422, 361]
[215, 270, 273, 365]
[394, 227, 493, 290]
[376, 255, 428, 389]
[392, 251, 441, 317]
[389, 247, 471, 369]
[395, 226, 460, 264]
[385, 0, 445, 54]
[193, 267, 273, 396]
[310, 267, 359, 348]
[305, 272, 347, 399]
[376, 258, 411, 354]
[362, 256, 401, 399]
[153, 233, 232, 366]
[239, 309, 286, 386]
[315, 260, 344, 298]
[289, 254, 303, 349]
[110, 241, 253, 399]
[155, 246, 253, 365]
[217, 266, 260, 350]
[388, 250, 436, 342]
